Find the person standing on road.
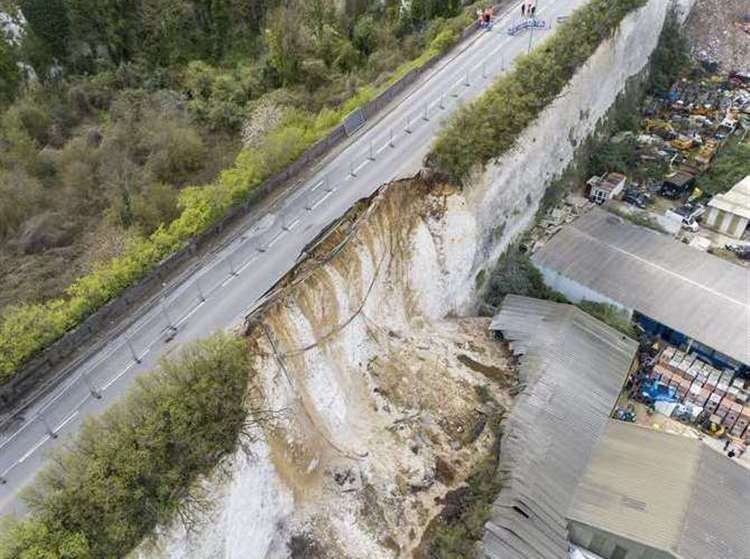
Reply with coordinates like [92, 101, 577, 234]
[521, 3, 526, 18]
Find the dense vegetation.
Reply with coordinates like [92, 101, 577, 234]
[428, 0, 649, 183]
[479, 245, 565, 310]
[0, 0, 486, 382]
[698, 137, 750, 195]
[0, 333, 250, 559]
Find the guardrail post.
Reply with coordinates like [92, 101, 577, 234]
[127, 337, 141, 364]
[161, 297, 174, 328]
[39, 414, 57, 439]
[404, 116, 412, 134]
[82, 371, 102, 399]
[196, 279, 206, 302]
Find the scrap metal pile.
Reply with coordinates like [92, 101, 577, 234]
[636, 73, 750, 176]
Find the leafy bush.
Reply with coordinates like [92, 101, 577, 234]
[0, 333, 249, 559]
[578, 300, 637, 338]
[429, 0, 649, 183]
[481, 246, 567, 311]
[0, 36, 19, 104]
[698, 138, 750, 196]
[648, 9, 689, 96]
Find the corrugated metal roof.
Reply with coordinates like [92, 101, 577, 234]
[569, 420, 750, 559]
[532, 208, 750, 366]
[482, 295, 637, 559]
[708, 176, 750, 220]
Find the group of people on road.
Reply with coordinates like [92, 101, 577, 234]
[478, 6, 495, 28]
[521, 0, 537, 18]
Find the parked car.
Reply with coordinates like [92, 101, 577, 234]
[622, 188, 650, 209]
[664, 204, 704, 232]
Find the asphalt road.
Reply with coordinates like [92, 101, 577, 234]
[0, 0, 584, 517]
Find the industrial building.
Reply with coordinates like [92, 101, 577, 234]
[483, 296, 750, 559]
[531, 208, 750, 374]
[704, 176, 750, 239]
[569, 420, 749, 559]
[484, 295, 638, 559]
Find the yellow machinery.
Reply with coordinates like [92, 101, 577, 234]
[671, 137, 694, 151]
[694, 139, 718, 169]
[702, 414, 726, 438]
[644, 119, 675, 140]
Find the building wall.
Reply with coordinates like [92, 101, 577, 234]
[568, 521, 675, 559]
[704, 208, 748, 239]
[704, 206, 748, 239]
[536, 265, 634, 317]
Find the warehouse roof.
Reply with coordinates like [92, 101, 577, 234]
[483, 295, 637, 559]
[532, 208, 750, 366]
[569, 420, 750, 559]
[708, 176, 750, 220]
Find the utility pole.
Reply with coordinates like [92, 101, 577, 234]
[527, 20, 535, 54]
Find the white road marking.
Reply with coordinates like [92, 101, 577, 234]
[18, 436, 49, 464]
[354, 160, 369, 174]
[267, 232, 283, 249]
[311, 190, 335, 211]
[176, 300, 206, 328]
[54, 411, 79, 432]
[310, 179, 325, 192]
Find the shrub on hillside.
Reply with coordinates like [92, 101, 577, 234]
[429, 0, 649, 183]
[0, 333, 250, 559]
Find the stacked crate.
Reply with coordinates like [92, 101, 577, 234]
[730, 408, 750, 440]
[650, 346, 750, 440]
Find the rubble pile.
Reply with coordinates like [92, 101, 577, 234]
[686, 0, 750, 73]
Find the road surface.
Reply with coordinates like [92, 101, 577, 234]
[0, 0, 584, 517]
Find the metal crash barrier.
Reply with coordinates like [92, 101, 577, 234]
[507, 17, 547, 36]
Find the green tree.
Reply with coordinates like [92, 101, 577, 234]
[264, 4, 304, 85]
[19, 0, 71, 61]
[0, 36, 19, 103]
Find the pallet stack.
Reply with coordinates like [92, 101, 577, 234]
[652, 345, 749, 442]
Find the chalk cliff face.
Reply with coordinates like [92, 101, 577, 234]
[137, 1, 696, 557]
[139, 179, 515, 558]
